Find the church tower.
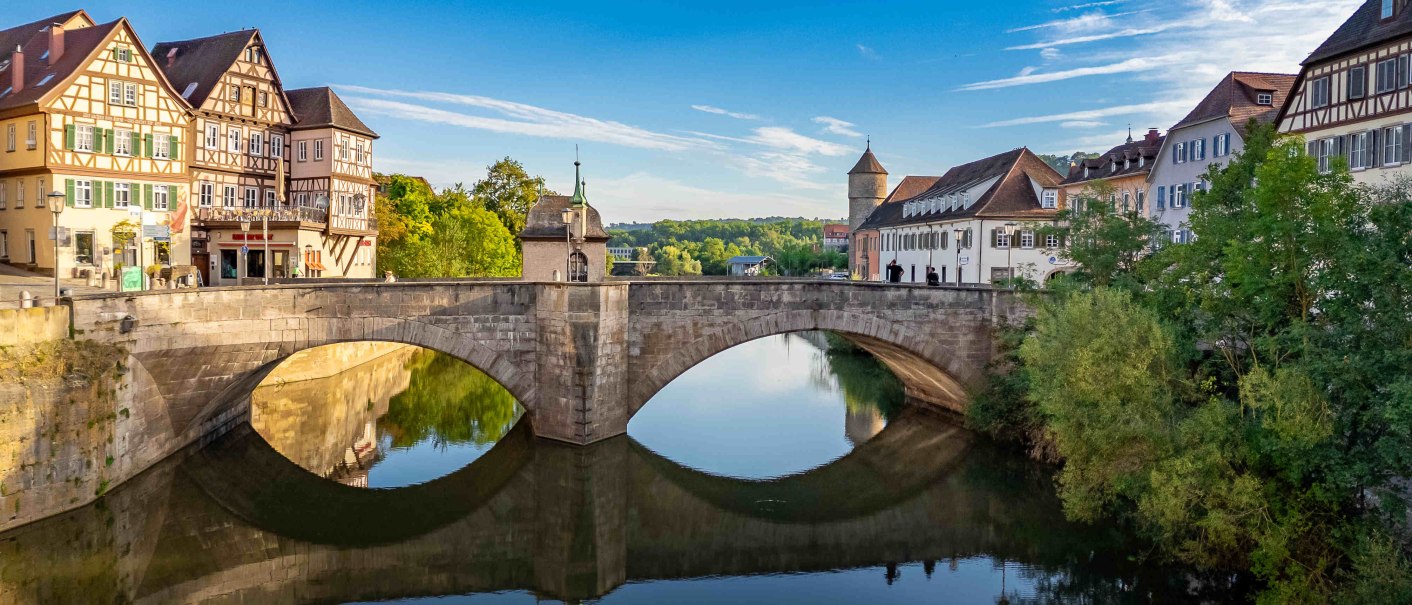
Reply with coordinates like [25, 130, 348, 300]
[847, 141, 888, 232]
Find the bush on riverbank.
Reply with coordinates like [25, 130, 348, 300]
[967, 123, 1412, 602]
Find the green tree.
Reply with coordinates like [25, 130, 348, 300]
[653, 245, 701, 276]
[380, 350, 521, 448]
[1044, 180, 1161, 289]
[471, 157, 550, 238]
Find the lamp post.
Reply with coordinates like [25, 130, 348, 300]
[48, 191, 65, 301]
[953, 228, 965, 286]
[239, 218, 251, 283]
[1003, 222, 1018, 287]
[303, 244, 313, 279]
[560, 207, 575, 283]
[261, 214, 269, 286]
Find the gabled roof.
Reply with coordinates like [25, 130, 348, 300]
[858, 148, 1062, 230]
[1061, 131, 1164, 186]
[1304, 0, 1412, 66]
[823, 224, 849, 237]
[1172, 71, 1297, 137]
[151, 29, 256, 108]
[848, 145, 887, 175]
[286, 86, 378, 138]
[0, 10, 90, 59]
[728, 256, 771, 264]
[0, 19, 121, 112]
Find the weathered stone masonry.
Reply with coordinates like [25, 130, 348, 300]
[2, 279, 1026, 534]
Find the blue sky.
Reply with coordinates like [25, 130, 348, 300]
[22, 0, 1361, 222]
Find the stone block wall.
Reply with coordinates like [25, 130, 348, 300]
[0, 305, 69, 347]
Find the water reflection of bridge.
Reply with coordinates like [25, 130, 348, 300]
[0, 409, 1179, 604]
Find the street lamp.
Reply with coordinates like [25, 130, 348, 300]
[953, 228, 966, 286]
[48, 191, 65, 301]
[1003, 222, 1018, 287]
[560, 207, 575, 283]
[239, 218, 251, 283]
[303, 244, 313, 279]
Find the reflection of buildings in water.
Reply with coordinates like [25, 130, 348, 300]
[845, 406, 887, 446]
[250, 343, 419, 478]
[328, 420, 384, 488]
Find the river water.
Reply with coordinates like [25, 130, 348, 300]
[0, 333, 1240, 604]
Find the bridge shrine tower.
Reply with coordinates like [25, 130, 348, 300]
[520, 160, 611, 283]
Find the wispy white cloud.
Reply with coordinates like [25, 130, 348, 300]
[591, 172, 837, 222]
[1007, 10, 1141, 33]
[958, 56, 1182, 91]
[1061, 120, 1109, 129]
[1053, 0, 1128, 12]
[856, 43, 879, 60]
[1040, 47, 1063, 62]
[340, 86, 716, 152]
[691, 104, 763, 120]
[748, 126, 852, 156]
[813, 116, 863, 138]
[1006, 23, 1180, 50]
[979, 100, 1192, 127]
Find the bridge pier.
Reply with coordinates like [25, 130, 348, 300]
[532, 283, 632, 444]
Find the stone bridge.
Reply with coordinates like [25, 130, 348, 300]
[1, 411, 1175, 605]
[65, 280, 1024, 487]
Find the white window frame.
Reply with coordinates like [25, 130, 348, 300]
[114, 129, 132, 156]
[1311, 76, 1331, 108]
[250, 131, 264, 157]
[1384, 125, 1404, 167]
[1349, 66, 1368, 100]
[313, 139, 324, 161]
[1020, 230, 1035, 249]
[271, 134, 284, 159]
[244, 187, 258, 208]
[25, 121, 36, 149]
[108, 81, 122, 106]
[124, 82, 137, 107]
[0, 181, 7, 209]
[265, 189, 276, 207]
[75, 125, 94, 152]
[1041, 189, 1057, 209]
[1174, 142, 1186, 164]
[1257, 92, 1273, 105]
[74, 180, 92, 208]
[1350, 131, 1370, 170]
[1378, 59, 1399, 94]
[34, 178, 43, 208]
[223, 185, 237, 208]
[205, 123, 218, 148]
[153, 185, 169, 211]
[5, 124, 13, 152]
[995, 231, 1011, 249]
[15, 179, 22, 208]
[228, 127, 242, 153]
[154, 133, 170, 160]
[199, 181, 213, 207]
[113, 182, 130, 209]
[297, 140, 308, 162]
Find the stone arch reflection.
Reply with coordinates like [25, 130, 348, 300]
[250, 343, 525, 488]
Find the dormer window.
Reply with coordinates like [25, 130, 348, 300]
[245, 46, 263, 63]
[1257, 92, 1273, 105]
[1383, 0, 1394, 20]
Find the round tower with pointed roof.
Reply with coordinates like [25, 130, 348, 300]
[848, 140, 888, 233]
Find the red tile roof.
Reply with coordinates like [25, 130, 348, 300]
[1172, 71, 1296, 137]
[151, 30, 257, 108]
[858, 148, 1062, 230]
[0, 19, 121, 113]
[1061, 131, 1164, 186]
[1305, 0, 1412, 65]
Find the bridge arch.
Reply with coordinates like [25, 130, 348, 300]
[628, 309, 979, 417]
[134, 315, 538, 441]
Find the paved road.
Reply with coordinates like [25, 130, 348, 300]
[0, 264, 110, 306]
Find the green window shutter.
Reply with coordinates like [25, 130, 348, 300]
[143, 133, 154, 158]
[143, 184, 153, 210]
[65, 124, 75, 150]
[172, 185, 182, 207]
[111, 48, 118, 61]
[92, 128, 103, 153]
[104, 181, 115, 209]
[169, 136, 179, 161]
[130, 132, 140, 156]
[65, 179, 75, 207]
[103, 129, 114, 154]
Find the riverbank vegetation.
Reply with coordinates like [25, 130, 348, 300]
[607, 218, 847, 276]
[968, 123, 1412, 602]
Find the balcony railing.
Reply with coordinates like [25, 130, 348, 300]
[196, 205, 329, 224]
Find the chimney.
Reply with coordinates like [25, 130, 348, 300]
[166, 47, 178, 67]
[10, 45, 22, 93]
[1145, 128, 1160, 144]
[48, 23, 64, 64]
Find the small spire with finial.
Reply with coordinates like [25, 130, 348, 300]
[1126, 124, 1133, 144]
[570, 146, 587, 207]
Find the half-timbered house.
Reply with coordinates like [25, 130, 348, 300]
[1278, 0, 1412, 183]
[286, 86, 379, 281]
[0, 11, 192, 279]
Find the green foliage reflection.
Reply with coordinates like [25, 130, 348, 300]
[378, 350, 522, 449]
[823, 332, 905, 421]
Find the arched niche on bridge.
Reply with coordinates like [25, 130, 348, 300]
[627, 309, 978, 418]
[628, 407, 974, 524]
[182, 419, 536, 547]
